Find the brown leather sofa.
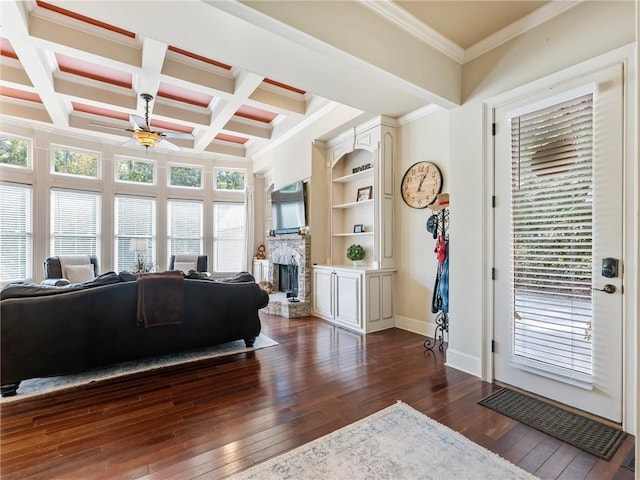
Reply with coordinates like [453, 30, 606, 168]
[0, 272, 269, 396]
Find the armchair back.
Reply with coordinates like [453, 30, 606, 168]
[44, 255, 100, 280]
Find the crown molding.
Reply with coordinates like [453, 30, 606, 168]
[361, 0, 465, 64]
[464, 1, 582, 63]
[398, 103, 441, 126]
[361, 0, 582, 65]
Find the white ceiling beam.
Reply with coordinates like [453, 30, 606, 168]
[194, 71, 264, 151]
[2, 1, 69, 127]
[137, 37, 167, 112]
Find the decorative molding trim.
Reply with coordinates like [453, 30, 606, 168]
[362, 0, 582, 65]
[361, 0, 464, 64]
[251, 100, 340, 159]
[446, 349, 482, 378]
[325, 115, 396, 149]
[464, 1, 582, 63]
[398, 104, 442, 126]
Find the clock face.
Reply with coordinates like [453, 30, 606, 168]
[401, 161, 442, 209]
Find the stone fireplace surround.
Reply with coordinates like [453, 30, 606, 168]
[262, 234, 310, 318]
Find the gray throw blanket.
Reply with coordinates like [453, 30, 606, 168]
[136, 271, 184, 328]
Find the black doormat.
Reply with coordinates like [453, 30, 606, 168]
[478, 388, 626, 461]
[621, 450, 635, 472]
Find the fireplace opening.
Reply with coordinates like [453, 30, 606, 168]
[277, 256, 299, 302]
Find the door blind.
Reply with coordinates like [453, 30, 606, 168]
[510, 93, 594, 380]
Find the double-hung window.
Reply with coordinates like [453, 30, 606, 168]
[213, 203, 245, 273]
[168, 200, 203, 255]
[0, 183, 32, 282]
[115, 195, 156, 272]
[50, 189, 100, 256]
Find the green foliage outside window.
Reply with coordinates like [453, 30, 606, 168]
[170, 165, 202, 188]
[53, 148, 98, 177]
[215, 170, 245, 191]
[116, 157, 154, 184]
[0, 136, 28, 167]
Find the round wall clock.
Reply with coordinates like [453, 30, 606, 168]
[400, 161, 443, 209]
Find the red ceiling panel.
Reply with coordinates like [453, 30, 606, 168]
[56, 53, 132, 88]
[263, 78, 306, 95]
[168, 45, 232, 70]
[235, 105, 278, 124]
[0, 86, 41, 103]
[0, 38, 18, 59]
[149, 119, 193, 134]
[36, 1, 135, 38]
[216, 133, 248, 144]
[157, 82, 213, 108]
[72, 102, 129, 121]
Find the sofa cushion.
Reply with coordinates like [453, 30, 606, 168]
[216, 271, 256, 283]
[0, 272, 123, 300]
[174, 261, 197, 274]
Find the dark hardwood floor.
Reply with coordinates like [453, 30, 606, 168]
[0, 313, 634, 479]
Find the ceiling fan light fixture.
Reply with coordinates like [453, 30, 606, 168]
[133, 130, 160, 148]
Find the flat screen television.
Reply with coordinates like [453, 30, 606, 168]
[271, 181, 306, 234]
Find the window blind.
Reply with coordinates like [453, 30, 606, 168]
[213, 203, 245, 273]
[51, 189, 99, 255]
[510, 93, 594, 380]
[0, 183, 31, 281]
[168, 200, 203, 254]
[115, 196, 155, 272]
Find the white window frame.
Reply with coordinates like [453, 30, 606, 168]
[0, 133, 32, 170]
[50, 144, 101, 179]
[168, 163, 204, 189]
[214, 168, 246, 192]
[114, 155, 156, 186]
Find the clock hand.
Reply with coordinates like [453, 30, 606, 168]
[417, 174, 426, 192]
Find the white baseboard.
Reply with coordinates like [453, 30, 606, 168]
[445, 349, 482, 378]
[395, 316, 482, 379]
[394, 315, 434, 337]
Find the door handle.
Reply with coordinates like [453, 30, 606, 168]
[593, 284, 616, 294]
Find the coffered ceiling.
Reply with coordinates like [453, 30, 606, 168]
[0, 0, 571, 161]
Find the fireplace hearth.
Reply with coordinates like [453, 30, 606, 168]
[263, 234, 310, 317]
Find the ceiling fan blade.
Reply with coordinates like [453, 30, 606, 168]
[122, 138, 140, 148]
[158, 138, 181, 151]
[89, 122, 130, 132]
[161, 131, 194, 140]
[130, 114, 149, 131]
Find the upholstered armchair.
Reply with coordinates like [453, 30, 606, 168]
[168, 254, 208, 273]
[43, 255, 100, 284]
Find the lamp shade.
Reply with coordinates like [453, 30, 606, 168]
[129, 239, 148, 252]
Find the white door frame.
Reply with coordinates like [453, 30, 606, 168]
[481, 44, 637, 433]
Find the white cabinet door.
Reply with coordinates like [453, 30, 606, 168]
[313, 268, 334, 319]
[334, 270, 361, 328]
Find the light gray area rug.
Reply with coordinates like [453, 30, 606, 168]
[230, 401, 537, 480]
[2, 334, 277, 402]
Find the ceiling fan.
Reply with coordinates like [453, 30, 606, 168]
[91, 93, 194, 151]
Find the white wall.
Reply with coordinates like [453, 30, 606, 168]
[447, 0, 637, 432]
[252, 103, 364, 189]
[394, 108, 451, 335]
